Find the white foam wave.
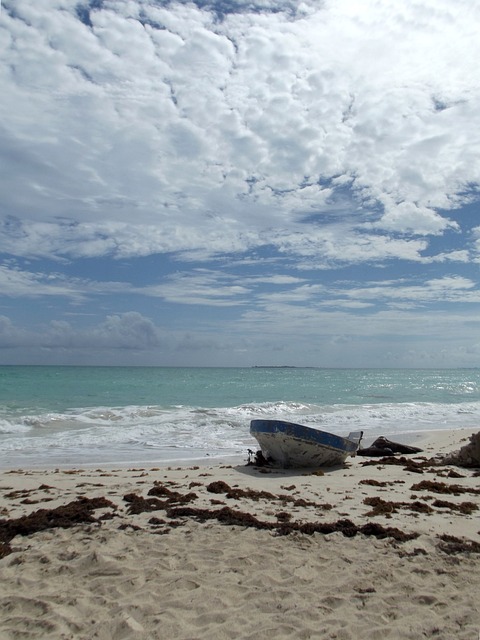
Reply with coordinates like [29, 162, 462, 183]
[1, 400, 480, 467]
[0, 418, 30, 435]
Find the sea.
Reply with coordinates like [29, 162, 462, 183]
[1, 366, 479, 469]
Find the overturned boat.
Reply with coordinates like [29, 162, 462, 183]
[250, 419, 363, 468]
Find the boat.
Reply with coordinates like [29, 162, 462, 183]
[250, 419, 363, 468]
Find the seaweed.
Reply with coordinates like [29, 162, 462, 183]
[206, 481, 331, 510]
[431, 500, 478, 515]
[410, 480, 480, 496]
[363, 496, 433, 517]
[437, 534, 480, 555]
[0, 497, 115, 548]
[359, 479, 405, 487]
[123, 493, 168, 514]
[147, 485, 198, 503]
[124, 485, 198, 515]
[206, 481, 277, 501]
[165, 505, 418, 542]
[360, 479, 389, 487]
[360, 457, 436, 473]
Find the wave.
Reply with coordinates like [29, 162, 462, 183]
[1, 399, 480, 467]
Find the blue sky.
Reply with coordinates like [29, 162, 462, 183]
[1, 0, 480, 367]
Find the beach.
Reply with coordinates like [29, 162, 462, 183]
[1, 428, 479, 639]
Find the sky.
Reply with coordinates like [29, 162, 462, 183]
[0, 0, 480, 368]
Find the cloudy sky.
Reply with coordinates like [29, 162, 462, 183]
[1, 0, 480, 367]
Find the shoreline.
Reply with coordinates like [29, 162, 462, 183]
[0, 425, 470, 472]
[1, 427, 479, 639]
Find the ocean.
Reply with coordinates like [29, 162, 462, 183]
[1, 366, 479, 468]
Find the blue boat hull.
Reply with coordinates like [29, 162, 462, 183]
[250, 420, 360, 468]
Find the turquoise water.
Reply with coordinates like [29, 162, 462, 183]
[1, 366, 480, 467]
[3, 366, 480, 409]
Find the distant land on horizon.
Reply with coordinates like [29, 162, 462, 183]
[252, 365, 304, 369]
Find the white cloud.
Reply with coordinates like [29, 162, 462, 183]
[0, 0, 479, 264]
[0, 311, 163, 351]
[273, 226, 429, 266]
[425, 250, 470, 264]
[339, 275, 480, 306]
[88, 312, 161, 349]
[257, 283, 326, 304]
[0, 263, 85, 299]
[0, 262, 132, 300]
[1, 0, 480, 367]
[374, 202, 458, 236]
[0, 315, 31, 347]
[139, 270, 251, 306]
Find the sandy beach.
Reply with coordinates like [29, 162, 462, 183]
[1, 428, 479, 639]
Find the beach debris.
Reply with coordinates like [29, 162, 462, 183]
[410, 480, 480, 496]
[437, 534, 480, 555]
[360, 479, 405, 487]
[123, 493, 169, 514]
[435, 468, 466, 478]
[357, 437, 423, 457]
[3, 484, 56, 505]
[0, 496, 115, 552]
[207, 481, 277, 502]
[124, 485, 198, 514]
[246, 449, 270, 466]
[440, 431, 480, 468]
[363, 496, 434, 517]
[360, 455, 441, 473]
[118, 522, 142, 532]
[205, 480, 332, 510]
[275, 511, 292, 522]
[431, 500, 477, 515]
[147, 484, 198, 503]
[355, 586, 377, 594]
[165, 504, 418, 542]
[148, 516, 168, 526]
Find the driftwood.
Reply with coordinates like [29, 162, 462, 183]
[357, 437, 423, 457]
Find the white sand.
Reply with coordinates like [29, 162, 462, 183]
[0, 428, 479, 639]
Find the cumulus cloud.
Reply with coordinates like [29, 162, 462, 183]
[0, 312, 163, 351]
[0, 315, 31, 348]
[1, 0, 480, 366]
[88, 312, 162, 349]
[0, 0, 479, 265]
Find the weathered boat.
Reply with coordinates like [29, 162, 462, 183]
[250, 419, 363, 468]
